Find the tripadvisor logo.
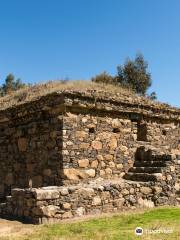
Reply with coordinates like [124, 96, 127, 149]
[135, 227, 143, 236]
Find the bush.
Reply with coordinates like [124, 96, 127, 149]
[91, 71, 115, 85]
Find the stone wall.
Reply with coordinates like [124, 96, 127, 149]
[0, 176, 179, 224]
[0, 91, 179, 223]
[0, 106, 64, 199]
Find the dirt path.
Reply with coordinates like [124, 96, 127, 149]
[0, 218, 36, 238]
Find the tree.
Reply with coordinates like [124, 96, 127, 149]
[0, 74, 26, 96]
[91, 71, 115, 85]
[116, 53, 152, 95]
[149, 91, 157, 100]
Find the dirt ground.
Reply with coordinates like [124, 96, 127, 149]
[0, 218, 36, 238]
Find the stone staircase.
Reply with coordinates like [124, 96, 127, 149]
[124, 146, 171, 182]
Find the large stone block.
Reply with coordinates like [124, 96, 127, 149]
[78, 159, 89, 168]
[34, 189, 60, 200]
[63, 168, 87, 180]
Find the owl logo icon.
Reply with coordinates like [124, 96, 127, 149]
[135, 227, 143, 236]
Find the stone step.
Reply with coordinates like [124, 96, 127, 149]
[128, 167, 162, 174]
[134, 161, 166, 167]
[124, 172, 161, 182]
[136, 156, 171, 162]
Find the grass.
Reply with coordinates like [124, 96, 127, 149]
[1, 207, 180, 240]
[0, 80, 173, 111]
[0, 80, 134, 110]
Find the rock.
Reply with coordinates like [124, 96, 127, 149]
[121, 146, 128, 152]
[100, 170, 105, 176]
[92, 196, 101, 206]
[140, 187, 152, 195]
[79, 143, 90, 149]
[18, 138, 27, 152]
[109, 161, 115, 168]
[62, 202, 71, 210]
[170, 166, 175, 172]
[62, 211, 73, 219]
[117, 164, 123, 169]
[77, 187, 94, 196]
[121, 189, 129, 196]
[104, 154, 113, 161]
[138, 198, 155, 208]
[41, 205, 60, 217]
[112, 119, 121, 128]
[129, 188, 135, 194]
[154, 173, 163, 181]
[92, 141, 102, 150]
[78, 159, 89, 168]
[34, 189, 60, 200]
[175, 183, 180, 191]
[97, 155, 104, 161]
[75, 131, 88, 140]
[154, 186, 162, 193]
[59, 188, 69, 196]
[113, 198, 125, 207]
[66, 141, 73, 146]
[167, 175, 172, 181]
[63, 168, 87, 180]
[76, 207, 86, 216]
[128, 195, 136, 204]
[108, 138, 117, 150]
[91, 160, 98, 168]
[105, 168, 112, 175]
[85, 169, 96, 178]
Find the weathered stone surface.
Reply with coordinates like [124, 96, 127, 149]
[78, 159, 89, 168]
[85, 169, 96, 178]
[62, 202, 71, 210]
[63, 168, 87, 180]
[0, 88, 179, 224]
[138, 198, 155, 208]
[41, 205, 60, 217]
[76, 207, 86, 216]
[75, 131, 88, 140]
[59, 188, 69, 196]
[34, 189, 60, 200]
[140, 187, 152, 195]
[92, 196, 101, 206]
[108, 138, 117, 150]
[92, 141, 102, 150]
[62, 211, 73, 219]
[91, 160, 98, 168]
[154, 186, 162, 193]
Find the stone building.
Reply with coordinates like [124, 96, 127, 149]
[0, 87, 179, 223]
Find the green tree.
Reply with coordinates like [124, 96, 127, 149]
[116, 53, 152, 95]
[0, 74, 26, 96]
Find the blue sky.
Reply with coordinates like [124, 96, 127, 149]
[0, 0, 179, 106]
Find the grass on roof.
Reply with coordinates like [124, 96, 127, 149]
[0, 80, 135, 110]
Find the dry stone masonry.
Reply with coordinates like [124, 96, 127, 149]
[0, 89, 179, 223]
